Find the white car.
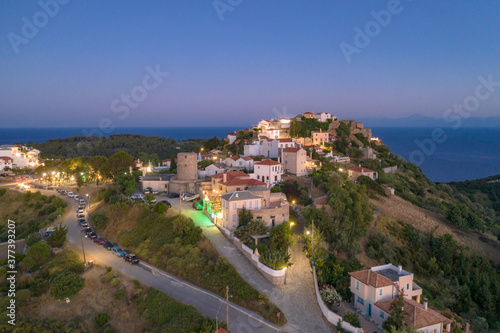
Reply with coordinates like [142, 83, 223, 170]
[152, 189, 159, 194]
[67, 192, 75, 198]
[184, 194, 199, 202]
[74, 195, 80, 200]
[144, 189, 150, 194]
[80, 199, 86, 204]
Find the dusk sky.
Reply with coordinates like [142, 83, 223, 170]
[1, 1, 499, 128]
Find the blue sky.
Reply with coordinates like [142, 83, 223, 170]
[1, 0, 499, 128]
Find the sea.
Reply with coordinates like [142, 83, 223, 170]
[1, 127, 499, 183]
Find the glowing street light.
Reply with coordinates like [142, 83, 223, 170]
[306, 231, 310, 235]
[51, 171, 55, 175]
[339, 168, 343, 172]
[290, 222, 294, 227]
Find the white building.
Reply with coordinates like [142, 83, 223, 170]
[223, 156, 254, 170]
[260, 139, 280, 158]
[348, 264, 454, 332]
[227, 133, 237, 145]
[0, 157, 13, 171]
[313, 112, 333, 122]
[199, 163, 227, 177]
[252, 159, 282, 187]
[0, 145, 40, 169]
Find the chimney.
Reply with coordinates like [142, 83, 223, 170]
[235, 193, 238, 198]
[223, 173, 227, 183]
[423, 298, 428, 310]
[398, 265, 402, 274]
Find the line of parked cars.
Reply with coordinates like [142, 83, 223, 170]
[76, 202, 139, 265]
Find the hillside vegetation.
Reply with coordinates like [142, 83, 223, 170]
[32, 134, 206, 160]
[0, 189, 67, 242]
[91, 187, 285, 326]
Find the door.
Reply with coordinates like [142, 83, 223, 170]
[367, 303, 372, 317]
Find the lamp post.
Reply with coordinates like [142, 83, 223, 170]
[86, 194, 90, 220]
[283, 267, 287, 285]
[80, 229, 86, 264]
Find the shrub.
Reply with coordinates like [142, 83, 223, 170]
[94, 313, 111, 327]
[27, 241, 51, 265]
[133, 279, 140, 287]
[114, 288, 127, 300]
[110, 277, 121, 287]
[46, 224, 68, 248]
[91, 214, 109, 229]
[0, 188, 6, 196]
[102, 271, 115, 283]
[319, 284, 341, 306]
[50, 272, 85, 299]
[154, 202, 169, 214]
[343, 311, 361, 328]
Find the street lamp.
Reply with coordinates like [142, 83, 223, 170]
[283, 267, 287, 285]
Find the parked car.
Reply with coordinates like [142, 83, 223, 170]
[160, 200, 172, 207]
[192, 201, 203, 210]
[80, 199, 86, 204]
[77, 213, 85, 219]
[89, 232, 98, 240]
[111, 246, 127, 257]
[103, 241, 114, 250]
[168, 193, 179, 198]
[152, 189, 159, 194]
[184, 194, 199, 202]
[67, 192, 75, 198]
[124, 254, 139, 264]
[44, 226, 55, 237]
[83, 228, 92, 237]
[144, 189, 150, 194]
[77, 209, 84, 213]
[93, 237, 105, 245]
[74, 195, 80, 200]
[61, 190, 67, 195]
[80, 223, 89, 229]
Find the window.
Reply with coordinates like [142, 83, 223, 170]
[242, 201, 246, 209]
[356, 281, 360, 290]
[357, 296, 364, 305]
[248, 200, 253, 209]
[379, 289, 383, 296]
[232, 214, 237, 222]
[232, 202, 237, 210]
[254, 200, 259, 209]
[406, 283, 410, 291]
[379, 311, 385, 319]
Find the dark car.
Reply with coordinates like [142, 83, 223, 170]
[124, 254, 139, 264]
[160, 200, 172, 207]
[93, 237, 105, 245]
[168, 193, 179, 198]
[80, 223, 89, 229]
[103, 241, 114, 250]
[89, 232, 98, 240]
[79, 218, 86, 223]
[192, 201, 203, 210]
[83, 228, 92, 237]
[0, 173, 9, 177]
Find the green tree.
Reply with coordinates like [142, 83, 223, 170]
[46, 224, 68, 248]
[170, 154, 177, 171]
[238, 208, 253, 228]
[342, 311, 361, 328]
[28, 241, 51, 265]
[382, 290, 408, 332]
[154, 202, 169, 214]
[50, 271, 85, 299]
[105, 151, 135, 177]
[94, 313, 111, 327]
[144, 193, 156, 203]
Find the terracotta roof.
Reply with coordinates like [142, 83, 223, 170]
[349, 270, 393, 288]
[255, 159, 280, 166]
[277, 138, 293, 143]
[228, 132, 236, 136]
[349, 167, 375, 173]
[375, 298, 453, 329]
[228, 156, 240, 161]
[303, 112, 313, 114]
[222, 178, 266, 187]
[242, 156, 253, 161]
[211, 170, 249, 181]
[0, 157, 13, 161]
[283, 147, 301, 153]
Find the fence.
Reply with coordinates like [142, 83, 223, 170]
[312, 266, 364, 333]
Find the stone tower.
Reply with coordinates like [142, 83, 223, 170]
[176, 152, 198, 180]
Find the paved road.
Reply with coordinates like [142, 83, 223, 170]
[4, 184, 279, 333]
[171, 197, 333, 333]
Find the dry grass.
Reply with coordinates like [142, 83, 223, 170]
[31, 265, 147, 333]
[370, 194, 500, 264]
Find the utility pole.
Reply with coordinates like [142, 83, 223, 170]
[179, 192, 182, 215]
[226, 285, 229, 332]
[80, 230, 86, 264]
[311, 219, 314, 261]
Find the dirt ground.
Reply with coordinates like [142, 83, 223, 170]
[31, 265, 147, 332]
[282, 175, 326, 198]
[369, 195, 500, 264]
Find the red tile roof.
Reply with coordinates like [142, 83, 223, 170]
[303, 112, 313, 114]
[375, 298, 453, 329]
[277, 138, 293, 143]
[0, 157, 13, 161]
[211, 170, 249, 181]
[222, 178, 266, 187]
[349, 270, 393, 288]
[283, 147, 301, 153]
[242, 156, 253, 161]
[349, 167, 375, 173]
[255, 159, 280, 166]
